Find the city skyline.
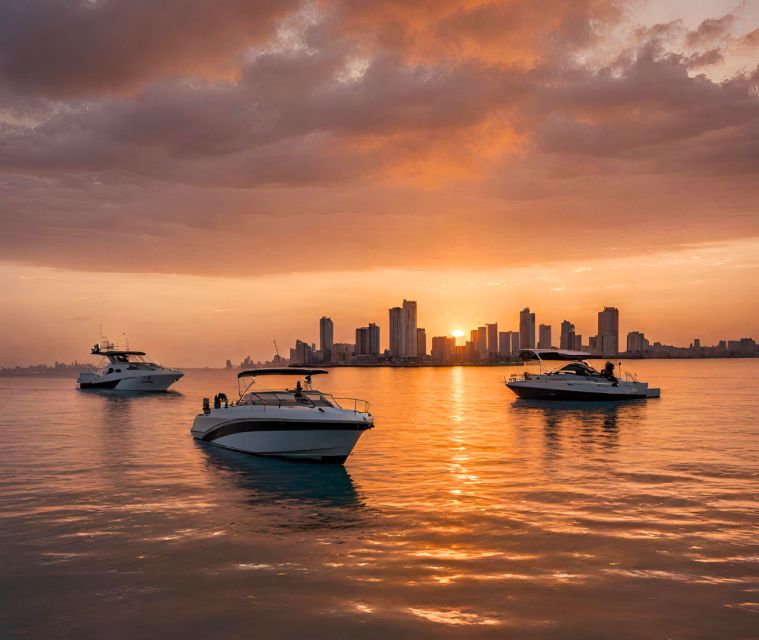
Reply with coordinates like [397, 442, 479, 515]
[268, 299, 756, 369]
[0, 1, 758, 368]
[2, 282, 759, 367]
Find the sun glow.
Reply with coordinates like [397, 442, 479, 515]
[451, 329, 465, 338]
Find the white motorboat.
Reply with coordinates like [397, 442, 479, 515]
[77, 340, 183, 391]
[191, 368, 373, 464]
[505, 349, 661, 401]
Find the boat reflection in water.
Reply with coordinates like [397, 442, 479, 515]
[511, 398, 647, 453]
[196, 442, 367, 531]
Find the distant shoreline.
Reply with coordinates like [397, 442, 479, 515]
[2, 354, 757, 377]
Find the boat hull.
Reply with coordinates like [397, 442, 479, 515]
[192, 415, 372, 464]
[78, 372, 183, 391]
[506, 381, 648, 401]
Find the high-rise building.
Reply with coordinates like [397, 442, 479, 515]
[538, 324, 552, 349]
[355, 327, 369, 355]
[598, 306, 620, 356]
[368, 323, 380, 356]
[739, 338, 757, 354]
[389, 307, 405, 358]
[560, 320, 576, 350]
[389, 300, 418, 358]
[573, 334, 583, 351]
[431, 336, 456, 364]
[511, 331, 520, 355]
[289, 340, 313, 365]
[403, 299, 418, 357]
[356, 323, 381, 356]
[476, 326, 487, 358]
[416, 328, 427, 357]
[319, 316, 334, 360]
[627, 331, 649, 354]
[486, 323, 498, 354]
[498, 331, 511, 357]
[519, 308, 535, 349]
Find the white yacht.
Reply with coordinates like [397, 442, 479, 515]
[505, 349, 660, 401]
[77, 340, 183, 391]
[191, 368, 373, 464]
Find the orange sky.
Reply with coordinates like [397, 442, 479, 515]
[0, 0, 758, 366]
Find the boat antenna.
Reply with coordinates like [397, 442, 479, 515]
[273, 339, 280, 358]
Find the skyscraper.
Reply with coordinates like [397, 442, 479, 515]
[416, 328, 427, 357]
[389, 300, 418, 358]
[403, 299, 418, 357]
[511, 331, 520, 355]
[476, 326, 487, 358]
[355, 327, 369, 355]
[319, 316, 334, 360]
[560, 320, 576, 350]
[355, 323, 381, 356]
[389, 306, 405, 358]
[486, 323, 498, 354]
[538, 324, 551, 349]
[598, 306, 620, 356]
[368, 323, 380, 356]
[519, 308, 535, 349]
[498, 331, 510, 357]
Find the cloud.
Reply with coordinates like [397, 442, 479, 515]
[685, 14, 735, 48]
[0, 0, 757, 277]
[0, 0, 299, 97]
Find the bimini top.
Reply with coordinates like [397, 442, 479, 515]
[519, 348, 592, 361]
[91, 344, 146, 356]
[237, 368, 329, 379]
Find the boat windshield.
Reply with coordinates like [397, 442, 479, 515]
[98, 353, 160, 370]
[554, 362, 600, 376]
[240, 390, 338, 408]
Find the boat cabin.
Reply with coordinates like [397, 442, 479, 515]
[90, 344, 160, 371]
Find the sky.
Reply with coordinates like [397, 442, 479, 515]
[1, 0, 758, 367]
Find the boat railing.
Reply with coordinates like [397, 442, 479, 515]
[622, 369, 638, 383]
[241, 391, 309, 408]
[238, 391, 370, 413]
[331, 397, 370, 413]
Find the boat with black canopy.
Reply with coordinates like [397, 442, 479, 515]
[191, 368, 373, 464]
[505, 349, 660, 400]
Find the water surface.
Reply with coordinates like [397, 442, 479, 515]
[1, 361, 758, 638]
